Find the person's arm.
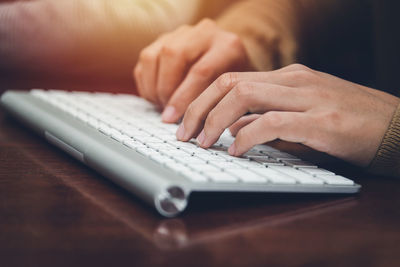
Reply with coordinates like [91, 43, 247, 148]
[0, 0, 212, 90]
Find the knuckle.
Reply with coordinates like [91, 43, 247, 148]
[225, 32, 243, 49]
[324, 110, 342, 127]
[312, 110, 341, 136]
[198, 18, 216, 28]
[235, 127, 252, 144]
[204, 110, 219, 130]
[263, 112, 284, 128]
[232, 82, 253, 102]
[133, 65, 141, 79]
[285, 69, 317, 84]
[190, 64, 212, 79]
[287, 63, 309, 71]
[160, 45, 179, 58]
[185, 103, 197, 120]
[314, 87, 331, 99]
[139, 48, 156, 63]
[176, 24, 190, 32]
[215, 72, 238, 92]
[291, 69, 312, 80]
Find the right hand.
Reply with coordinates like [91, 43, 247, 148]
[176, 64, 399, 166]
[133, 18, 251, 123]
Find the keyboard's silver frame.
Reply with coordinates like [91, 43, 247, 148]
[1, 91, 361, 217]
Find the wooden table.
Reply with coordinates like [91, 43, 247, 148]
[1, 104, 400, 267]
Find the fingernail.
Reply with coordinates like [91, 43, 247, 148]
[176, 123, 185, 140]
[196, 130, 206, 146]
[162, 106, 177, 122]
[228, 143, 236, 155]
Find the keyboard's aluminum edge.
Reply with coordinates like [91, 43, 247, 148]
[190, 183, 360, 194]
[1, 91, 190, 217]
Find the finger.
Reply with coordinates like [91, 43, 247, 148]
[156, 28, 211, 108]
[194, 63, 316, 91]
[164, 43, 242, 123]
[192, 82, 310, 147]
[229, 111, 314, 156]
[177, 66, 316, 138]
[229, 114, 261, 136]
[133, 63, 145, 97]
[137, 37, 167, 104]
[156, 48, 188, 106]
[155, 26, 193, 106]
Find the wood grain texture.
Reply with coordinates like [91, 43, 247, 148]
[1, 108, 400, 267]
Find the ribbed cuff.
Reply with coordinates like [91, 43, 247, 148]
[368, 103, 400, 177]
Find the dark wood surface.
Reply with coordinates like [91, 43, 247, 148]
[1, 106, 400, 267]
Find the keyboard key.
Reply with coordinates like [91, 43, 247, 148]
[87, 118, 100, 129]
[252, 157, 284, 166]
[180, 170, 209, 183]
[281, 159, 317, 168]
[317, 174, 354, 185]
[136, 147, 154, 156]
[210, 161, 243, 170]
[269, 166, 324, 185]
[235, 160, 266, 169]
[167, 150, 193, 158]
[265, 151, 300, 160]
[146, 142, 176, 150]
[98, 124, 114, 136]
[111, 132, 130, 142]
[227, 169, 267, 183]
[149, 154, 176, 165]
[190, 163, 221, 173]
[123, 139, 146, 149]
[176, 156, 207, 165]
[300, 168, 335, 176]
[251, 168, 296, 184]
[219, 154, 250, 162]
[136, 136, 164, 143]
[195, 154, 228, 162]
[252, 144, 280, 153]
[205, 171, 239, 183]
[208, 145, 229, 155]
[242, 151, 265, 158]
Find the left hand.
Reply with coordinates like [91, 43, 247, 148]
[176, 64, 399, 166]
[133, 18, 251, 123]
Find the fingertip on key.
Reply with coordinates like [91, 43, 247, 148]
[228, 143, 236, 156]
[162, 106, 179, 123]
[176, 123, 185, 140]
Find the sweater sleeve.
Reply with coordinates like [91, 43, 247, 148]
[368, 103, 400, 177]
[214, 0, 353, 71]
[0, 0, 218, 90]
[215, 0, 300, 71]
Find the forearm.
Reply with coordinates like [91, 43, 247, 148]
[0, 0, 203, 87]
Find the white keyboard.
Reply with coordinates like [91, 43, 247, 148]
[1, 89, 361, 216]
[30, 89, 356, 187]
